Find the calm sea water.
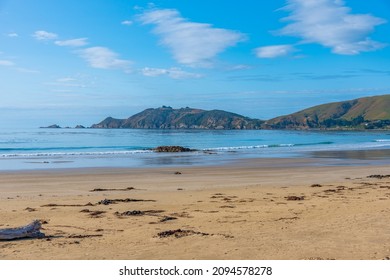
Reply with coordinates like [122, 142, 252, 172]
[0, 128, 389, 170]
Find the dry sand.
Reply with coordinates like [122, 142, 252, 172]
[1, 158, 390, 260]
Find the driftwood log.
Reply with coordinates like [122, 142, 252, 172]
[0, 220, 45, 240]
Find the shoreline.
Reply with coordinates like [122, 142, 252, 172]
[1, 157, 390, 260]
[0, 147, 390, 173]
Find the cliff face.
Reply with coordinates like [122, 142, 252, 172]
[263, 95, 390, 130]
[91, 107, 263, 129]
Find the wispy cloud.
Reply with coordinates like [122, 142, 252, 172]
[0, 60, 15, 66]
[16, 67, 40, 74]
[32, 30, 58, 41]
[121, 20, 133, 26]
[359, 69, 390, 75]
[0, 58, 40, 73]
[56, 77, 77, 83]
[224, 64, 253, 71]
[7, 32, 18, 38]
[277, 0, 387, 55]
[48, 78, 87, 88]
[55, 38, 89, 47]
[78, 47, 132, 71]
[141, 67, 202, 79]
[227, 74, 285, 82]
[255, 44, 297, 58]
[297, 73, 360, 80]
[227, 69, 376, 82]
[138, 8, 246, 67]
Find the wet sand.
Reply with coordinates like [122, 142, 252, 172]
[1, 158, 390, 260]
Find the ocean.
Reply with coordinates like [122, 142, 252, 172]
[0, 128, 389, 170]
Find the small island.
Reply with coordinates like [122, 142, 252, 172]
[40, 124, 61, 129]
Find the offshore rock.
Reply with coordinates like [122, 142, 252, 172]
[153, 146, 196, 153]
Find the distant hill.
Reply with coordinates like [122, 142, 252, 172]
[91, 106, 263, 129]
[78, 95, 390, 130]
[263, 95, 390, 129]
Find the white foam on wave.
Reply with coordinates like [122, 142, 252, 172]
[206, 144, 294, 151]
[0, 150, 153, 158]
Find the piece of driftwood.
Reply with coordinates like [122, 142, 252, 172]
[0, 220, 45, 240]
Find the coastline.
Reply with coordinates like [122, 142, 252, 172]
[1, 156, 390, 260]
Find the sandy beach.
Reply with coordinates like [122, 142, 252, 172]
[1, 158, 390, 260]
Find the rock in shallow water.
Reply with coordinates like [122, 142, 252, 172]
[153, 146, 196, 152]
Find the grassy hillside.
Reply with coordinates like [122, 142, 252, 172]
[264, 95, 390, 129]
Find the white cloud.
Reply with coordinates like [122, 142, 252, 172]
[49, 78, 87, 88]
[141, 67, 202, 79]
[0, 60, 15, 66]
[227, 64, 252, 71]
[121, 20, 133, 26]
[138, 9, 246, 67]
[255, 44, 297, 58]
[55, 38, 89, 47]
[16, 68, 40, 74]
[78, 47, 132, 70]
[141, 67, 167, 77]
[7, 32, 18, 38]
[277, 0, 386, 55]
[32, 30, 58, 41]
[56, 77, 77, 83]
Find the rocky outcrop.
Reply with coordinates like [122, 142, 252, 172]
[90, 117, 124, 128]
[40, 124, 61, 128]
[153, 146, 196, 152]
[91, 107, 263, 129]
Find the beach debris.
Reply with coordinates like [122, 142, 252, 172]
[367, 175, 390, 179]
[159, 216, 178, 223]
[98, 198, 156, 205]
[153, 146, 196, 153]
[0, 220, 45, 240]
[24, 207, 37, 212]
[170, 212, 193, 218]
[157, 229, 209, 238]
[41, 202, 94, 207]
[324, 189, 338, 193]
[115, 209, 165, 217]
[310, 184, 323, 188]
[90, 187, 135, 192]
[116, 210, 144, 216]
[275, 216, 299, 222]
[68, 234, 103, 239]
[306, 257, 336, 260]
[285, 195, 305, 201]
[114, 209, 177, 223]
[84, 210, 106, 218]
[174, 171, 182, 175]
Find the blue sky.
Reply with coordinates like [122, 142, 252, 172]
[0, 0, 389, 128]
